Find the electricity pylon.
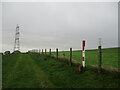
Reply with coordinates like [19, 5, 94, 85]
[14, 24, 20, 51]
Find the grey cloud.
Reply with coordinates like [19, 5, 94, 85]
[2, 2, 118, 52]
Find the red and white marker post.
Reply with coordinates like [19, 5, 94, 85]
[82, 40, 85, 68]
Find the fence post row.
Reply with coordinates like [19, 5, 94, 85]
[98, 46, 102, 73]
[30, 40, 104, 73]
[69, 48, 72, 66]
[56, 48, 58, 59]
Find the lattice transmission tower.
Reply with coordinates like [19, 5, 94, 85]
[14, 24, 20, 51]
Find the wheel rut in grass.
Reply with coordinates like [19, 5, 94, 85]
[26, 54, 55, 88]
[4, 54, 55, 88]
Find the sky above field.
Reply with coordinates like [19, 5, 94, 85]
[2, 2, 118, 52]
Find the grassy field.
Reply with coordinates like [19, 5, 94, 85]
[2, 53, 119, 88]
[51, 47, 119, 71]
[0, 54, 2, 89]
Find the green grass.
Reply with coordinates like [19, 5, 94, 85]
[0, 54, 2, 89]
[51, 47, 119, 70]
[2, 53, 55, 88]
[2, 53, 119, 88]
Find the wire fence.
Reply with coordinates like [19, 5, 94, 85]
[28, 47, 119, 72]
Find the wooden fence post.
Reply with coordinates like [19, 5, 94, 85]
[98, 46, 102, 73]
[45, 49, 47, 55]
[49, 48, 51, 56]
[42, 49, 43, 54]
[39, 49, 41, 54]
[69, 48, 72, 66]
[56, 48, 58, 59]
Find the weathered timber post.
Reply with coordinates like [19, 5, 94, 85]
[98, 45, 102, 73]
[45, 49, 47, 55]
[69, 48, 72, 66]
[42, 49, 43, 54]
[49, 48, 51, 56]
[56, 48, 58, 59]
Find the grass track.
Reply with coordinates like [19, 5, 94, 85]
[2, 53, 119, 88]
[3, 54, 55, 88]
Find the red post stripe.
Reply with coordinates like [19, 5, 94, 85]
[82, 40, 85, 47]
[82, 57, 84, 61]
[82, 40, 85, 68]
[78, 66, 81, 71]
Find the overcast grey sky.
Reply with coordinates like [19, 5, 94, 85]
[2, 2, 118, 52]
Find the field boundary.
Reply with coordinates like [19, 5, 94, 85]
[41, 54, 120, 74]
